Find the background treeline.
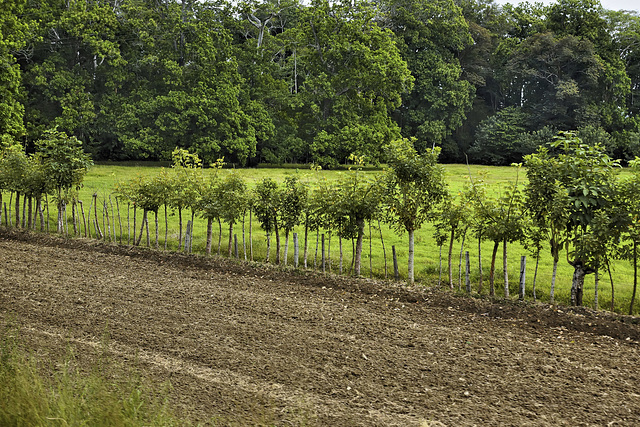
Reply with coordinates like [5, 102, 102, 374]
[1, 0, 639, 167]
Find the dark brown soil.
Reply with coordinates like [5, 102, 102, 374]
[1, 230, 639, 426]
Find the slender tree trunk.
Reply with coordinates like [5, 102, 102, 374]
[228, 223, 233, 257]
[284, 230, 290, 266]
[38, 197, 45, 232]
[606, 257, 615, 312]
[369, 221, 373, 278]
[314, 229, 319, 269]
[27, 197, 33, 230]
[594, 268, 600, 311]
[571, 262, 587, 306]
[349, 238, 355, 275]
[532, 254, 540, 302]
[206, 217, 213, 255]
[339, 234, 343, 274]
[448, 227, 455, 288]
[354, 218, 365, 276]
[550, 256, 559, 303]
[477, 234, 484, 294]
[249, 208, 253, 261]
[145, 212, 150, 247]
[275, 217, 281, 265]
[489, 241, 499, 298]
[164, 204, 168, 250]
[242, 215, 247, 260]
[104, 199, 111, 241]
[266, 232, 271, 263]
[178, 208, 183, 249]
[217, 218, 222, 256]
[22, 194, 26, 228]
[115, 198, 122, 243]
[154, 210, 159, 248]
[408, 229, 415, 285]
[45, 194, 49, 232]
[503, 238, 509, 298]
[15, 192, 20, 229]
[327, 234, 332, 272]
[378, 220, 387, 279]
[438, 244, 443, 286]
[136, 210, 147, 246]
[630, 241, 637, 315]
[303, 213, 308, 268]
[458, 227, 468, 290]
[94, 195, 103, 239]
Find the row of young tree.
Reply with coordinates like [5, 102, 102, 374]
[1, 0, 639, 167]
[2, 131, 640, 314]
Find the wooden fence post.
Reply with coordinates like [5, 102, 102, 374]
[519, 256, 527, 301]
[392, 245, 399, 280]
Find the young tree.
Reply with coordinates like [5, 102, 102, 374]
[383, 137, 448, 284]
[254, 177, 280, 263]
[279, 175, 307, 266]
[217, 172, 249, 258]
[524, 132, 619, 306]
[35, 128, 93, 233]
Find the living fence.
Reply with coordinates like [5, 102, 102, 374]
[1, 188, 634, 316]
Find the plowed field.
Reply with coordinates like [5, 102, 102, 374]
[1, 231, 639, 426]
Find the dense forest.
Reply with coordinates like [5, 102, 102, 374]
[1, 0, 639, 166]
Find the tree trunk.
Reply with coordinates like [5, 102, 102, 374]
[242, 216, 247, 260]
[206, 217, 213, 255]
[217, 218, 222, 255]
[15, 192, 20, 229]
[22, 194, 27, 228]
[448, 227, 455, 288]
[38, 197, 45, 232]
[136, 209, 147, 246]
[551, 256, 559, 304]
[27, 197, 33, 230]
[458, 227, 468, 290]
[284, 230, 290, 266]
[115, 198, 122, 243]
[354, 218, 365, 276]
[594, 268, 600, 311]
[570, 262, 587, 306]
[438, 244, 443, 286]
[274, 217, 281, 265]
[408, 229, 415, 285]
[532, 254, 540, 302]
[249, 208, 254, 262]
[378, 220, 388, 279]
[154, 210, 159, 248]
[228, 223, 233, 258]
[503, 238, 509, 298]
[164, 205, 168, 250]
[477, 234, 484, 294]
[303, 213, 308, 268]
[314, 230, 319, 269]
[489, 240, 499, 298]
[266, 232, 271, 263]
[339, 234, 343, 274]
[630, 241, 637, 315]
[178, 208, 183, 249]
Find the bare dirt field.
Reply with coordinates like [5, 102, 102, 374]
[1, 230, 640, 426]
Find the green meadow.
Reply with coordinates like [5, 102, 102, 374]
[24, 163, 640, 315]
